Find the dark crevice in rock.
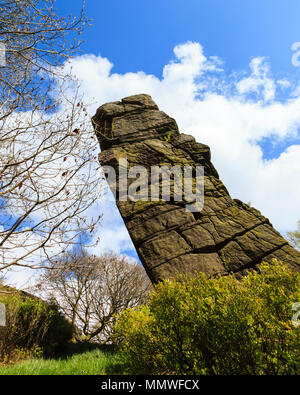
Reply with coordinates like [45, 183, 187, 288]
[192, 211, 202, 221]
[229, 242, 289, 274]
[120, 202, 174, 222]
[183, 219, 270, 255]
[148, 220, 271, 270]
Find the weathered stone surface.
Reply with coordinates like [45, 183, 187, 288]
[93, 94, 300, 283]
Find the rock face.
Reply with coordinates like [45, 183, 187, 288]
[92, 94, 300, 283]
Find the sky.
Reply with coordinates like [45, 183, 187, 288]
[6, 0, 300, 286]
[57, 0, 300, 77]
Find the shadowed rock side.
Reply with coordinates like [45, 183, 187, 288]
[92, 94, 300, 283]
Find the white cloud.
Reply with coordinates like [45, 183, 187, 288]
[91, 190, 135, 256]
[236, 57, 276, 102]
[277, 79, 291, 89]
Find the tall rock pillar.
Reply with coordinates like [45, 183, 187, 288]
[92, 94, 300, 283]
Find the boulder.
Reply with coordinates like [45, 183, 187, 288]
[92, 94, 300, 283]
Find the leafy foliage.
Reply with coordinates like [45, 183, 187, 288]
[0, 291, 73, 363]
[114, 260, 300, 375]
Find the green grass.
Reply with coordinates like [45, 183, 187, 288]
[0, 344, 124, 375]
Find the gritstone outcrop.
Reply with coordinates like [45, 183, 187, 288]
[92, 94, 300, 283]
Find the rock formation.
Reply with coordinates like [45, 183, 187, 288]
[92, 94, 300, 283]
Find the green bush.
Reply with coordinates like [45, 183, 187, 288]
[0, 293, 73, 363]
[114, 260, 300, 375]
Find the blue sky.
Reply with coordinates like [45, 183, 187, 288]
[56, 0, 300, 79]
[7, 1, 300, 285]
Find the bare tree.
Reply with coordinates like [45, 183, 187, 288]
[35, 248, 152, 344]
[286, 220, 300, 251]
[0, 0, 87, 118]
[0, 1, 104, 273]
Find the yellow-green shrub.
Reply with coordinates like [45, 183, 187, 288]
[114, 260, 300, 375]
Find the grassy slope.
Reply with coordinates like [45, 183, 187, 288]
[0, 347, 124, 375]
